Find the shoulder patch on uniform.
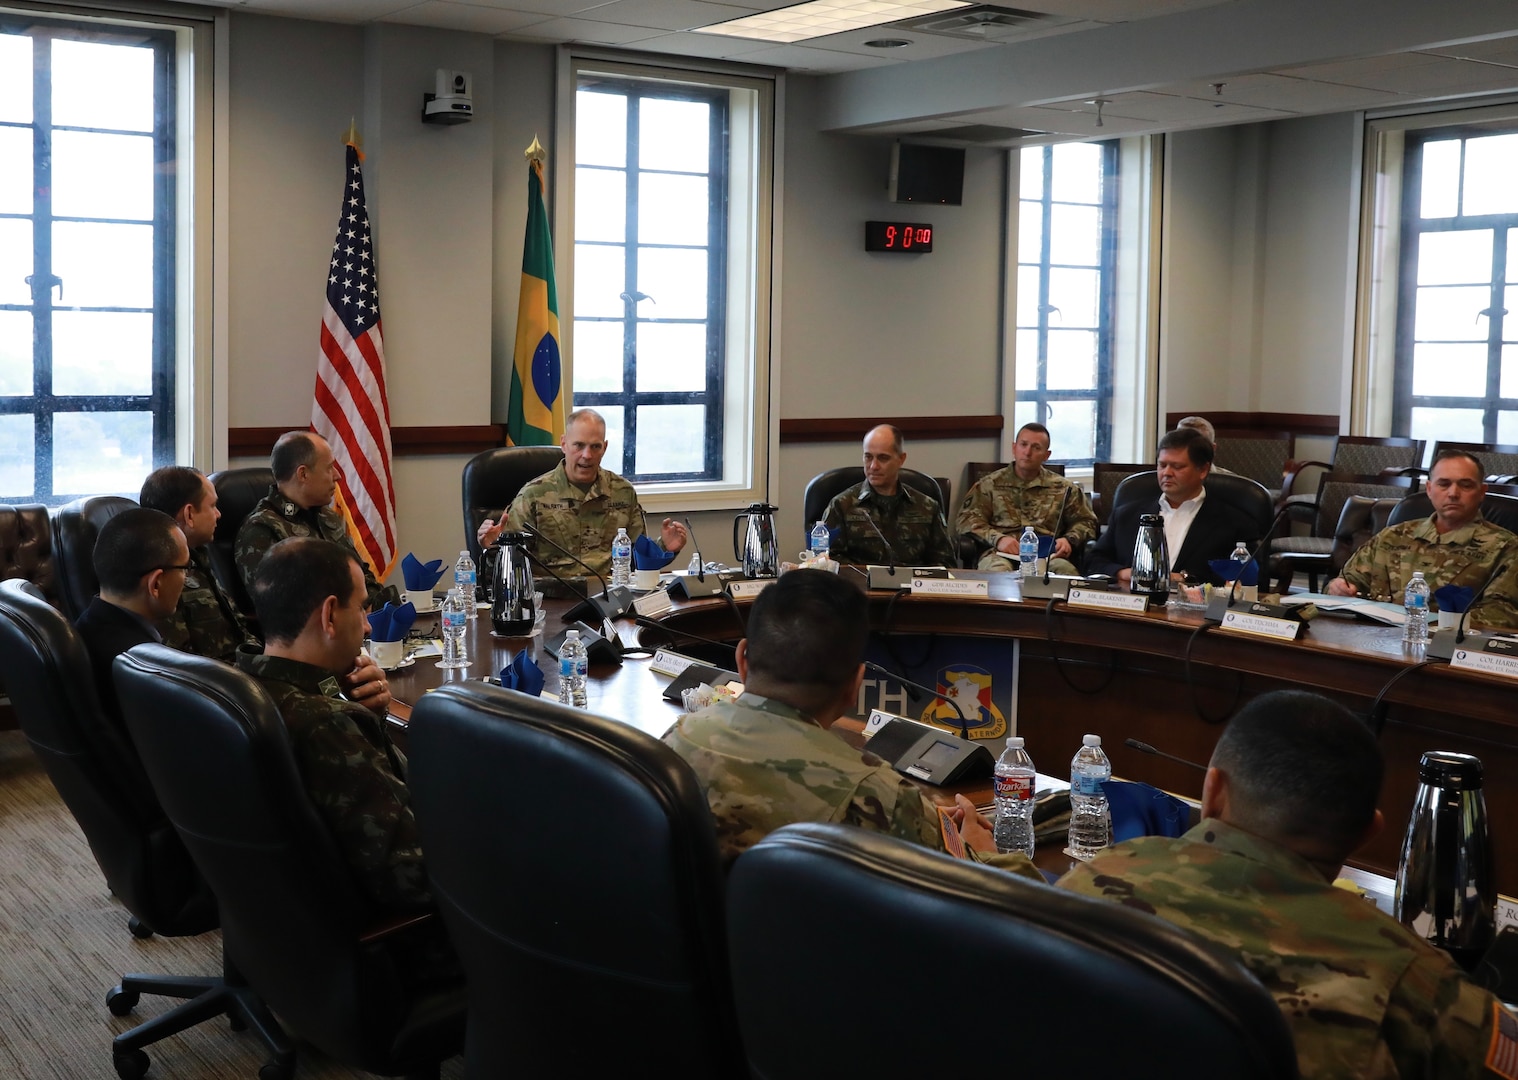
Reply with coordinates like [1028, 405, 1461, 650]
[1487, 1000, 1518, 1080]
[937, 805, 967, 860]
[318, 676, 343, 699]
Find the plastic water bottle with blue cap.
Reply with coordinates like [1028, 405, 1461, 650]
[1067, 734, 1112, 860]
[1018, 525, 1039, 579]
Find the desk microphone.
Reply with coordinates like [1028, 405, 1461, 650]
[1456, 561, 1507, 646]
[1042, 494, 1069, 585]
[517, 521, 633, 624]
[1425, 560, 1509, 661]
[1124, 738, 1208, 772]
[861, 511, 898, 574]
[628, 614, 738, 668]
[512, 544, 619, 648]
[1203, 501, 1296, 624]
[683, 517, 706, 581]
[864, 660, 973, 740]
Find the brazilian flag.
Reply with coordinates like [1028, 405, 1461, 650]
[507, 155, 565, 446]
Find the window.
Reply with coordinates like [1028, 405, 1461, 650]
[1013, 141, 1119, 466]
[1394, 127, 1518, 448]
[563, 57, 773, 504]
[0, 14, 178, 504]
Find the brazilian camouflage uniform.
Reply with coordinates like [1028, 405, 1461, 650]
[508, 462, 657, 585]
[957, 466, 1097, 574]
[236, 651, 429, 912]
[1058, 819, 1513, 1080]
[662, 692, 1040, 878]
[821, 481, 956, 566]
[158, 546, 257, 663]
[234, 486, 398, 611]
[1340, 513, 1518, 628]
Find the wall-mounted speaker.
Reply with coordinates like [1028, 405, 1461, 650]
[889, 143, 964, 206]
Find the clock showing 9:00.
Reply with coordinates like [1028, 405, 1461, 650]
[864, 220, 934, 253]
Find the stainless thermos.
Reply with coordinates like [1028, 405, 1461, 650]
[732, 503, 780, 579]
[489, 532, 537, 636]
[1130, 513, 1170, 603]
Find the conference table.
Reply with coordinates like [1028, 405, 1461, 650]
[382, 570, 1518, 896]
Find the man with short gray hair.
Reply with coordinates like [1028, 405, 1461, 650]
[821, 424, 955, 566]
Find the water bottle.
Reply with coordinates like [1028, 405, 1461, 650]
[1404, 571, 1430, 645]
[992, 736, 1037, 858]
[1067, 734, 1112, 860]
[609, 528, 632, 589]
[558, 628, 588, 708]
[687, 550, 702, 574]
[1018, 525, 1039, 579]
[438, 587, 469, 669]
[454, 549, 477, 619]
[1230, 539, 1254, 601]
[810, 521, 831, 560]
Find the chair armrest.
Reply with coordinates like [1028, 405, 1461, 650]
[1279, 459, 1331, 504]
[359, 909, 435, 944]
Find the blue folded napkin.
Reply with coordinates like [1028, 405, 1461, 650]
[1038, 534, 1056, 559]
[402, 553, 448, 591]
[499, 650, 545, 696]
[1105, 780, 1190, 843]
[1208, 557, 1259, 586]
[1435, 584, 1474, 613]
[367, 601, 417, 643]
[633, 534, 678, 571]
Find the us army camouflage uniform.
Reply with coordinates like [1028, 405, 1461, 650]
[1058, 819, 1512, 1080]
[234, 486, 398, 611]
[508, 462, 655, 585]
[1340, 513, 1518, 629]
[821, 481, 956, 566]
[956, 466, 1097, 574]
[236, 651, 429, 912]
[662, 692, 1040, 878]
[158, 547, 257, 662]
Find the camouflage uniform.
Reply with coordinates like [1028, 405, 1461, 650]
[662, 692, 1039, 878]
[236, 651, 429, 912]
[821, 481, 956, 566]
[508, 462, 654, 584]
[158, 546, 257, 662]
[957, 466, 1097, 574]
[1058, 819, 1511, 1080]
[234, 486, 398, 611]
[1340, 513, 1518, 628]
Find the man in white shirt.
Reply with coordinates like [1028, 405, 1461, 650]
[1084, 428, 1262, 585]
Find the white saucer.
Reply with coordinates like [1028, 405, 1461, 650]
[383, 657, 416, 672]
[408, 602, 438, 614]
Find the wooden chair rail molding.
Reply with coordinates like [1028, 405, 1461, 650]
[779, 416, 1004, 444]
[228, 426, 507, 458]
[1162, 412, 1340, 439]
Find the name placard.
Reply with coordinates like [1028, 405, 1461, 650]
[1451, 648, 1518, 680]
[1217, 609, 1304, 641]
[910, 577, 990, 597]
[633, 590, 673, 618]
[863, 708, 911, 737]
[728, 578, 775, 600]
[1067, 587, 1149, 613]
[650, 648, 700, 677]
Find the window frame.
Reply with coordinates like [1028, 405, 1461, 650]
[555, 50, 776, 511]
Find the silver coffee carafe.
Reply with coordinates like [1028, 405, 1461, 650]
[1130, 513, 1170, 603]
[1394, 750, 1495, 971]
[732, 503, 780, 578]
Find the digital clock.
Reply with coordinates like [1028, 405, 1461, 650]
[865, 220, 934, 253]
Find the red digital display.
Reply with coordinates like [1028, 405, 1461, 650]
[865, 220, 934, 253]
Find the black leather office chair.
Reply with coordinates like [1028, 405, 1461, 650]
[801, 466, 949, 545]
[407, 682, 743, 1078]
[113, 645, 466, 1080]
[1388, 489, 1518, 534]
[727, 824, 1298, 1079]
[0, 580, 286, 1080]
[460, 445, 564, 563]
[51, 495, 137, 620]
[206, 467, 274, 618]
[1109, 470, 1275, 540]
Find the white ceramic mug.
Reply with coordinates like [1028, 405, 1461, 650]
[405, 589, 434, 610]
[632, 568, 662, 591]
[1437, 608, 1460, 631]
[369, 639, 404, 669]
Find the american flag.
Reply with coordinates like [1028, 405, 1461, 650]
[312, 140, 398, 583]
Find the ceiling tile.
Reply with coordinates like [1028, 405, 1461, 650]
[1421, 36, 1518, 68]
[573, 0, 766, 32]
[613, 29, 778, 58]
[1164, 72, 1402, 112]
[736, 42, 898, 71]
[792, 25, 1004, 61]
[1013, 0, 1230, 19]
[227, 0, 419, 20]
[1310, 55, 1518, 96]
[503, 15, 669, 40]
[1106, 90, 1291, 123]
[380, 1, 552, 32]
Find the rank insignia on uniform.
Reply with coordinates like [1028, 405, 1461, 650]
[283, 502, 298, 517]
[1489, 1000, 1518, 1079]
[318, 676, 343, 699]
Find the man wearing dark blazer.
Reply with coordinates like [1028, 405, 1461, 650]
[1084, 428, 1260, 585]
[75, 508, 190, 727]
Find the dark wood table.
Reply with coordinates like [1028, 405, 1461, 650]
[384, 576, 1518, 894]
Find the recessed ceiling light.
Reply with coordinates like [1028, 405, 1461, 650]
[699, 0, 968, 44]
[864, 38, 912, 48]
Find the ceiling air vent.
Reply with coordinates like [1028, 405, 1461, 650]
[892, 6, 1084, 42]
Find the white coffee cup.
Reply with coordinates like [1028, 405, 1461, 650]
[405, 589, 434, 610]
[369, 639, 404, 669]
[633, 568, 662, 591]
[1437, 608, 1460, 631]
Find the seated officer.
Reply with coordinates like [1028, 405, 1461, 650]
[820, 424, 955, 566]
[139, 465, 258, 661]
[662, 568, 1036, 876]
[1059, 690, 1514, 1078]
[957, 422, 1096, 575]
[234, 431, 398, 611]
[75, 508, 188, 725]
[1328, 450, 1518, 628]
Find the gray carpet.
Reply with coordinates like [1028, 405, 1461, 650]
[0, 730, 464, 1079]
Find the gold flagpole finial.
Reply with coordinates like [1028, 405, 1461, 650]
[344, 118, 361, 150]
[524, 135, 546, 164]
